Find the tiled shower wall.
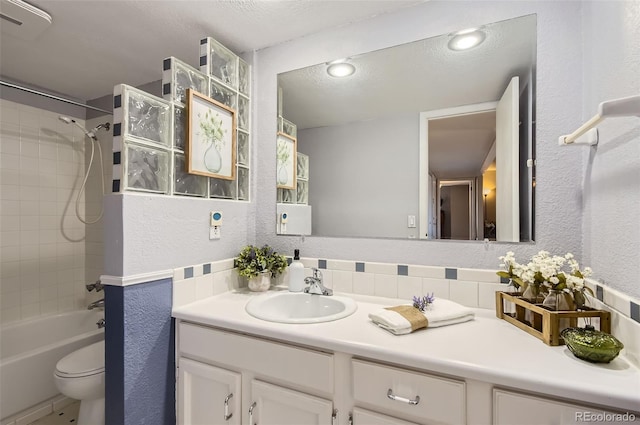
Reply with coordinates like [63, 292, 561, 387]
[0, 99, 109, 324]
[85, 116, 112, 295]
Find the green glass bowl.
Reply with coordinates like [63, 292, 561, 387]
[561, 327, 624, 363]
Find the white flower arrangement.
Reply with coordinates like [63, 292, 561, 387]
[497, 250, 594, 308]
[199, 110, 227, 152]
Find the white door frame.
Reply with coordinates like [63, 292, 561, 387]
[419, 101, 498, 240]
[439, 179, 474, 240]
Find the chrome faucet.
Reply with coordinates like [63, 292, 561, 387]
[304, 268, 333, 296]
[86, 280, 104, 292]
[96, 318, 106, 329]
[88, 298, 104, 310]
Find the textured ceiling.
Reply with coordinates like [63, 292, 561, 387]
[0, 0, 423, 101]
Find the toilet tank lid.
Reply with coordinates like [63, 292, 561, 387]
[56, 340, 105, 375]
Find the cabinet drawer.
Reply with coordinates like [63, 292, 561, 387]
[178, 322, 333, 394]
[493, 389, 634, 425]
[352, 359, 465, 425]
[353, 407, 421, 425]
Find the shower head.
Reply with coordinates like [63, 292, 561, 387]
[58, 115, 109, 142]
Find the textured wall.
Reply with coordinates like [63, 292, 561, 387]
[105, 278, 175, 425]
[299, 113, 419, 238]
[581, 1, 640, 298]
[103, 194, 252, 276]
[255, 1, 584, 270]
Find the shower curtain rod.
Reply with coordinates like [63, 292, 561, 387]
[0, 80, 112, 115]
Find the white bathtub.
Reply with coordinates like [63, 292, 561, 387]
[0, 310, 104, 421]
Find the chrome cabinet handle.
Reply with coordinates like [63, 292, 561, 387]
[249, 401, 257, 425]
[223, 393, 233, 421]
[332, 409, 338, 425]
[387, 388, 420, 405]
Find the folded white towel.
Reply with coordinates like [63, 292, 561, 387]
[369, 298, 475, 335]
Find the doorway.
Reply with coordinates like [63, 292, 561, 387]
[439, 180, 474, 239]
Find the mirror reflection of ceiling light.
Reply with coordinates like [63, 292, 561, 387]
[327, 62, 356, 77]
[448, 28, 486, 51]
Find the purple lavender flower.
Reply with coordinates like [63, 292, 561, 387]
[412, 293, 435, 312]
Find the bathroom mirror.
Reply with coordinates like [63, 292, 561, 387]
[277, 14, 536, 242]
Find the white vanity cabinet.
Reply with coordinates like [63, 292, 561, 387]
[352, 408, 421, 425]
[177, 322, 335, 425]
[178, 358, 241, 425]
[250, 380, 333, 425]
[176, 318, 638, 425]
[352, 359, 466, 425]
[493, 389, 629, 425]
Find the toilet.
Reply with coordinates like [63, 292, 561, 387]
[54, 340, 105, 425]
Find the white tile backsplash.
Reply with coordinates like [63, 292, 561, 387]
[457, 268, 501, 283]
[332, 270, 353, 293]
[365, 262, 396, 275]
[353, 272, 375, 296]
[374, 274, 398, 298]
[478, 283, 507, 309]
[449, 280, 479, 308]
[397, 275, 422, 301]
[195, 274, 214, 299]
[172, 278, 197, 308]
[422, 277, 450, 300]
[408, 265, 445, 279]
[327, 259, 355, 271]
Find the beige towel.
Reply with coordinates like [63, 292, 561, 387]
[369, 299, 475, 335]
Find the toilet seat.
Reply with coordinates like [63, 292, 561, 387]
[55, 340, 105, 378]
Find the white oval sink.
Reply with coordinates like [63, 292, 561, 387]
[245, 292, 357, 324]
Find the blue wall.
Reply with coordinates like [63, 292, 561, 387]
[105, 278, 175, 425]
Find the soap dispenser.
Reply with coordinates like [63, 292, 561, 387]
[288, 249, 305, 292]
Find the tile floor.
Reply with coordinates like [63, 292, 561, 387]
[29, 401, 79, 425]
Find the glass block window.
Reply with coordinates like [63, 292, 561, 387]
[277, 120, 308, 205]
[162, 57, 208, 106]
[200, 37, 238, 89]
[112, 36, 251, 201]
[174, 153, 207, 197]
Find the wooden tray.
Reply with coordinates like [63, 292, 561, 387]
[495, 291, 611, 346]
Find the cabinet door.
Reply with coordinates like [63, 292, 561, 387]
[250, 379, 333, 425]
[352, 408, 421, 425]
[178, 357, 241, 425]
[493, 389, 625, 425]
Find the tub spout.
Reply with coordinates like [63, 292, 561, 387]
[88, 299, 104, 310]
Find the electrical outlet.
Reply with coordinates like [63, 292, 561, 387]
[209, 226, 221, 240]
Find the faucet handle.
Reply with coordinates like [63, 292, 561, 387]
[86, 280, 104, 292]
[311, 267, 323, 280]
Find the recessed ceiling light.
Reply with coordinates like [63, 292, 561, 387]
[448, 28, 486, 51]
[327, 62, 356, 78]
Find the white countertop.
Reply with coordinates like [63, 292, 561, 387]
[172, 288, 640, 412]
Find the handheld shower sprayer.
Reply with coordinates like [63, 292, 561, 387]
[58, 116, 110, 141]
[58, 116, 110, 224]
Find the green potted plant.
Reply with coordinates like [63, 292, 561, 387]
[235, 245, 288, 292]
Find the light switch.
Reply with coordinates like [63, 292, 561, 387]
[408, 215, 416, 228]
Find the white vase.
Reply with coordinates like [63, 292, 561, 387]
[248, 271, 271, 292]
[277, 165, 288, 185]
[204, 142, 222, 173]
